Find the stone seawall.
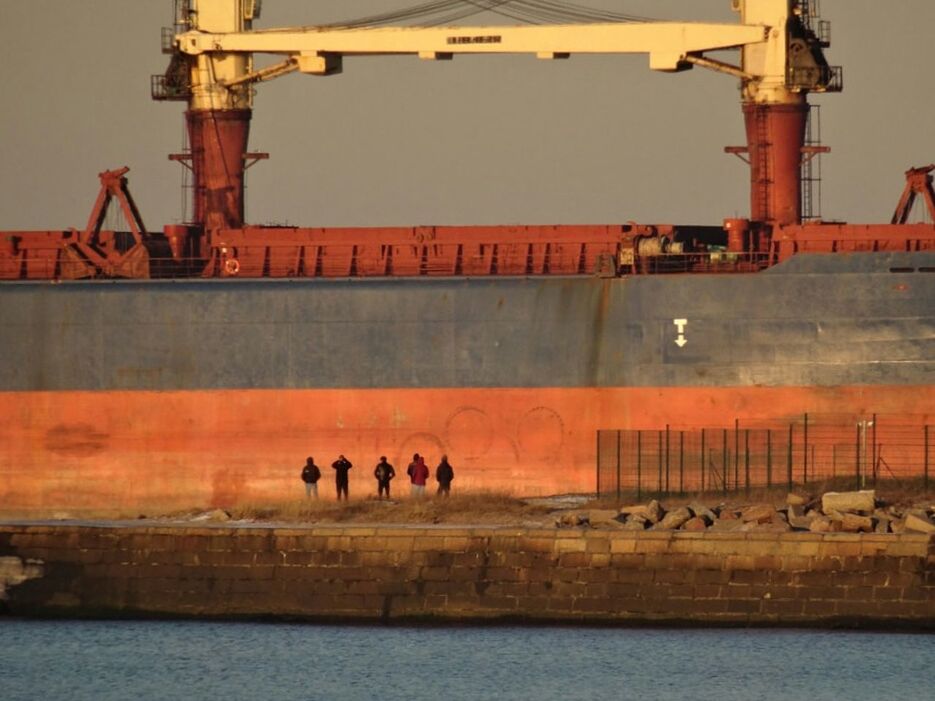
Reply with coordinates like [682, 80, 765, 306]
[1, 524, 933, 628]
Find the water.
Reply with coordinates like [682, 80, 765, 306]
[0, 621, 931, 701]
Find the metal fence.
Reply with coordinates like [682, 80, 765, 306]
[597, 414, 934, 498]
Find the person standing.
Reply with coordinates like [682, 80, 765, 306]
[435, 454, 454, 496]
[407, 453, 429, 497]
[301, 456, 321, 499]
[332, 454, 352, 501]
[374, 456, 395, 499]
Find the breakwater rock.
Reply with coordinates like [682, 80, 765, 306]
[566, 491, 935, 536]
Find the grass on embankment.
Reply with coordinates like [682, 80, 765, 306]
[222, 491, 556, 525]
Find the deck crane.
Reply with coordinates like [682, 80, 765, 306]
[154, 0, 840, 234]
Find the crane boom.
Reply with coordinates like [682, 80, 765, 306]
[153, 1, 840, 231]
[177, 22, 767, 74]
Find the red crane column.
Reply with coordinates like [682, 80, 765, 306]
[743, 99, 808, 226]
[182, 0, 255, 232]
[187, 108, 251, 231]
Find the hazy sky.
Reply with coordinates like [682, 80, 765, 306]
[2, 1, 933, 231]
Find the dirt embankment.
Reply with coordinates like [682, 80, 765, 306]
[118, 479, 935, 532]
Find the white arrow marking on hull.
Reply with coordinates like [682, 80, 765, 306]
[673, 318, 688, 347]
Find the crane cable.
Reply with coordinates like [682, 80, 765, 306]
[259, 2, 656, 32]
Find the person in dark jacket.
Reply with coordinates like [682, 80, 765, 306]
[435, 454, 454, 496]
[374, 456, 396, 499]
[331, 454, 352, 501]
[301, 457, 321, 499]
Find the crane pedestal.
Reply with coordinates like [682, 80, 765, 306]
[187, 108, 252, 231]
[742, 101, 808, 226]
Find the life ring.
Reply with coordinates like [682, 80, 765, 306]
[224, 258, 240, 276]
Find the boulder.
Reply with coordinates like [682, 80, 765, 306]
[718, 508, 739, 520]
[809, 516, 834, 533]
[821, 490, 875, 515]
[741, 504, 776, 524]
[556, 512, 588, 528]
[903, 512, 935, 534]
[586, 509, 622, 525]
[688, 503, 716, 524]
[682, 517, 708, 532]
[786, 493, 806, 506]
[709, 519, 745, 532]
[840, 513, 874, 533]
[874, 517, 891, 534]
[787, 508, 814, 530]
[622, 515, 650, 531]
[656, 507, 692, 530]
[619, 499, 664, 524]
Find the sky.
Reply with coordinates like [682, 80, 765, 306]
[1, 0, 933, 231]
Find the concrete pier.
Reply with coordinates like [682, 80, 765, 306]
[1, 523, 933, 627]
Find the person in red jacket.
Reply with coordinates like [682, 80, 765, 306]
[407, 453, 429, 497]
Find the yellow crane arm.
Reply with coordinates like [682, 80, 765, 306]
[166, 1, 837, 112]
[176, 22, 767, 74]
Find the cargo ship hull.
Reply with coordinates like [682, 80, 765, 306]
[1, 251, 932, 512]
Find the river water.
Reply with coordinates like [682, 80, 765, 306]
[0, 621, 931, 700]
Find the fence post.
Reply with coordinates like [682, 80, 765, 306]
[925, 425, 930, 491]
[871, 413, 878, 484]
[744, 429, 750, 496]
[803, 412, 809, 485]
[679, 430, 685, 494]
[855, 423, 862, 490]
[700, 428, 706, 492]
[766, 429, 772, 488]
[636, 430, 642, 500]
[722, 429, 728, 495]
[734, 418, 740, 492]
[615, 430, 622, 500]
[665, 424, 671, 493]
[657, 431, 663, 494]
[787, 423, 793, 491]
